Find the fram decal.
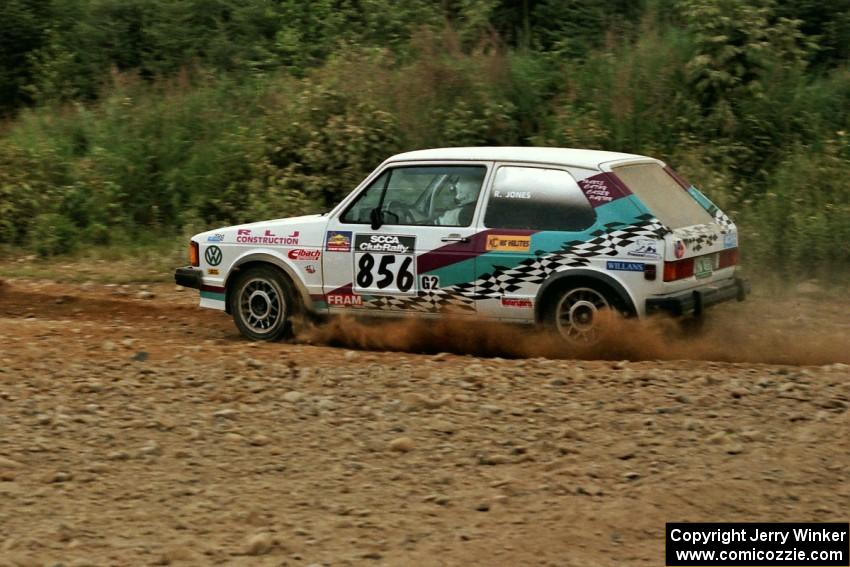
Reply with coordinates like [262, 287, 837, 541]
[326, 231, 352, 252]
[606, 261, 645, 272]
[486, 234, 530, 252]
[327, 293, 362, 307]
[627, 238, 660, 259]
[288, 249, 321, 261]
[501, 297, 533, 308]
[236, 229, 300, 245]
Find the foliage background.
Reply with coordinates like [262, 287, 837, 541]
[0, 0, 848, 274]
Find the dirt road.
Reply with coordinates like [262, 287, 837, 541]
[1, 279, 848, 566]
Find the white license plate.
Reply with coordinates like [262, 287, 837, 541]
[694, 255, 713, 279]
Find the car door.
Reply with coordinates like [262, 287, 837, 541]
[322, 161, 492, 314]
[474, 162, 598, 320]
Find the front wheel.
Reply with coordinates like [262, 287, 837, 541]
[545, 285, 619, 344]
[228, 266, 295, 341]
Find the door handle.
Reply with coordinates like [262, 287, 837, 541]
[441, 234, 469, 243]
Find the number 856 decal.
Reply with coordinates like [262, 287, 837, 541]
[354, 253, 415, 294]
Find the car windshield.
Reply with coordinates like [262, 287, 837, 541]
[341, 165, 486, 226]
[612, 163, 714, 229]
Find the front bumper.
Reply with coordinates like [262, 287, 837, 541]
[646, 276, 750, 317]
[174, 267, 203, 290]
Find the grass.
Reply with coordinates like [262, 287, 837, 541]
[0, 238, 185, 284]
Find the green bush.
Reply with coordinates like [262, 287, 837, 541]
[0, 3, 847, 277]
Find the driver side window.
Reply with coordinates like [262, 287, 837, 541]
[340, 165, 486, 226]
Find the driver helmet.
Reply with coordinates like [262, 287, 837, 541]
[453, 177, 480, 205]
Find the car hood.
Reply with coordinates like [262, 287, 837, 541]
[195, 214, 329, 247]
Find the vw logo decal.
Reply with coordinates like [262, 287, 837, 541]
[205, 245, 223, 266]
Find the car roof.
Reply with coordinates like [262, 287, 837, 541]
[385, 146, 657, 170]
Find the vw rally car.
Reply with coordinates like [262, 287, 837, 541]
[175, 147, 749, 341]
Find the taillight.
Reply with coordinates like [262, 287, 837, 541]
[663, 258, 694, 282]
[718, 248, 738, 269]
[189, 241, 199, 267]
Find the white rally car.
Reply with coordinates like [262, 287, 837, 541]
[175, 147, 749, 341]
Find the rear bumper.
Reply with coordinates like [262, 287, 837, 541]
[646, 276, 750, 317]
[174, 267, 203, 290]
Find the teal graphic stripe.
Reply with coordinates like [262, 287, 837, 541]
[429, 195, 648, 285]
[687, 186, 717, 213]
[200, 290, 225, 301]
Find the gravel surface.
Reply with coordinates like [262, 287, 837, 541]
[0, 279, 848, 566]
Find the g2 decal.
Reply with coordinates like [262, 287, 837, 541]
[420, 275, 440, 291]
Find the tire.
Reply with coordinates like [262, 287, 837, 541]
[543, 282, 621, 344]
[228, 265, 296, 341]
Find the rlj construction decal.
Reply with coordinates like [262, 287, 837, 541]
[236, 229, 300, 245]
[485, 234, 531, 252]
[354, 234, 415, 254]
[326, 231, 352, 252]
[606, 260, 645, 272]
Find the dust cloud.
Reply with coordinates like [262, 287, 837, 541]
[301, 305, 850, 366]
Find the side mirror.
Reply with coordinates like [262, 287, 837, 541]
[369, 207, 383, 230]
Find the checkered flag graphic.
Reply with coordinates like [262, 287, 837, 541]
[360, 216, 669, 311]
[713, 208, 735, 232]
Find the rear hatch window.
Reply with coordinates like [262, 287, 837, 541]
[612, 163, 714, 229]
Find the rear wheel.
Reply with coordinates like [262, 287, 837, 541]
[228, 266, 295, 341]
[544, 284, 621, 343]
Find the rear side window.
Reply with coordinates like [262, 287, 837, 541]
[613, 163, 714, 229]
[484, 166, 595, 231]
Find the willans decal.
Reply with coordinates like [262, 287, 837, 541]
[606, 261, 645, 272]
